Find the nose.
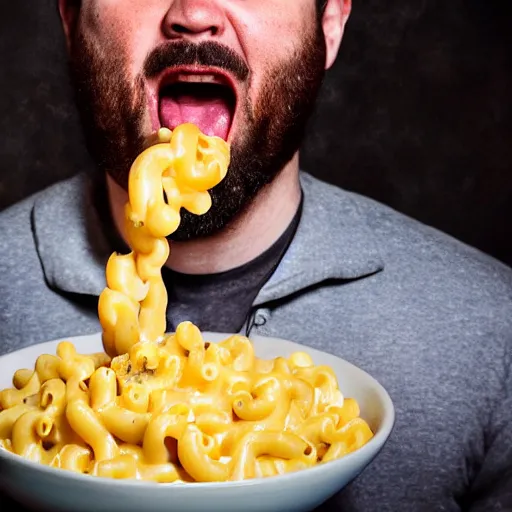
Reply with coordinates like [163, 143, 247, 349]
[162, 0, 226, 40]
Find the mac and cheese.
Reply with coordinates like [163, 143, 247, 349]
[0, 324, 373, 481]
[0, 123, 374, 482]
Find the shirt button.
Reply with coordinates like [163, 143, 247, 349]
[254, 312, 267, 327]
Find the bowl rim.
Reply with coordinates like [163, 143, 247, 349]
[0, 332, 395, 490]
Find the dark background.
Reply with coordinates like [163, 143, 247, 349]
[1, 1, 511, 266]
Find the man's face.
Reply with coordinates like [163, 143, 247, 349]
[68, 0, 328, 240]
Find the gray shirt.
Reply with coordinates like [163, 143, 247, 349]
[90, 175, 304, 333]
[1, 172, 511, 511]
[163, 197, 302, 333]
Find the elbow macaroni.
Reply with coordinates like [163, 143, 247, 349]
[98, 123, 229, 357]
[0, 123, 374, 482]
[0, 326, 373, 481]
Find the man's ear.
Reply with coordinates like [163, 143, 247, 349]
[58, 0, 81, 51]
[322, 0, 351, 70]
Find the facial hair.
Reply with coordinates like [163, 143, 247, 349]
[69, 19, 326, 241]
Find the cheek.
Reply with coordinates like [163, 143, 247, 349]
[232, 3, 315, 103]
[80, 1, 164, 79]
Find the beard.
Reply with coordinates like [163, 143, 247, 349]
[69, 20, 326, 241]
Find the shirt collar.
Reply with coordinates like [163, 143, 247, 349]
[254, 172, 384, 306]
[33, 173, 111, 297]
[33, 172, 384, 301]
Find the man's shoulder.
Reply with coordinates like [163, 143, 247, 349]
[1, 173, 85, 231]
[0, 175, 85, 274]
[0, 175, 103, 353]
[1, 193, 36, 225]
[3, 172, 86, 216]
[1, 190, 40, 264]
[302, 173, 512, 299]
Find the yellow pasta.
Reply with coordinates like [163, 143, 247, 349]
[0, 326, 374, 481]
[0, 123, 374, 482]
[99, 123, 229, 358]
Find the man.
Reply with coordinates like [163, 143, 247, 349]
[1, 0, 511, 510]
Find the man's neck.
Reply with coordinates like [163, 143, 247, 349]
[107, 154, 302, 274]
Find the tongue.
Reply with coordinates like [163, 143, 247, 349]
[159, 93, 231, 141]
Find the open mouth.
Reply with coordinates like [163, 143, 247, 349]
[158, 70, 237, 141]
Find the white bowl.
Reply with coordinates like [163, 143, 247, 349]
[0, 333, 394, 512]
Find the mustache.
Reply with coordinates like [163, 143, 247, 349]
[143, 40, 250, 82]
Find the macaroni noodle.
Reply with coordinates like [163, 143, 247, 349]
[0, 325, 373, 481]
[98, 123, 229, 357]
[0, 123, 374, 482]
